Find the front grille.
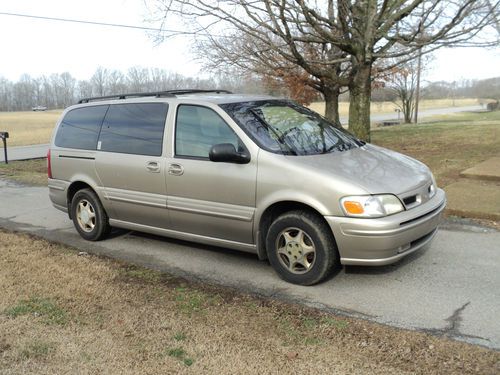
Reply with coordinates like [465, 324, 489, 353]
[399, 180, 434, 210]
[403, 195, 417, 206]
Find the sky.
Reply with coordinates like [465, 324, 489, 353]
[0, 0, 498, 83]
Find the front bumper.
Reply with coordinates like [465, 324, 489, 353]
[325, 189, 446, 266]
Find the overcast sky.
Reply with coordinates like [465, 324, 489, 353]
[0, 0, 499, 83]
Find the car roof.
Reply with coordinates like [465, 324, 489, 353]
[175, 93, 279, 104]
[75, 90, 283, 107]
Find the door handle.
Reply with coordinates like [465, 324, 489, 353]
[168, 163, 184, 176]
[146, 161, 160, 173]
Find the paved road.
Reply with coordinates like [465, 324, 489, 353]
[2, 105, 483, 162]
[2, 143, 49, 162]
[340, 105, 483, 125]
[0, 179, 499, 349]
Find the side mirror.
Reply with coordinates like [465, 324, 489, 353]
[209, 143, 250, 164]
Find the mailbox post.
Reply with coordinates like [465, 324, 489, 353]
[0, 131, 9, 164]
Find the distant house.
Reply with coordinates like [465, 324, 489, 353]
[32, 106, 48, 111]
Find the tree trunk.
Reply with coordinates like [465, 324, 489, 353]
[323, 86, 341, 126]
[348, 63, 372, 142]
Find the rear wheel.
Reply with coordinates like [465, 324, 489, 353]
[71, 188, 110, 241]
[266, 210, 339, 285]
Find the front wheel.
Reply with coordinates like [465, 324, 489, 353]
[266, 210, 339, 285]
[71, 188, 110, 241]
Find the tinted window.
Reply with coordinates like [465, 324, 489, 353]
[175, 105, 240, 158]
[98, 103, 168, 156]
[55, 105, 108, 150]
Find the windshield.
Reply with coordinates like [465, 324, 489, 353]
[220, 100, 363, 156]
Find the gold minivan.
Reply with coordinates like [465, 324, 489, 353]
[48, 90, 446, 285]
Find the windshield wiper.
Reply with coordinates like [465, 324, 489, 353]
[249, 109, 297, 155]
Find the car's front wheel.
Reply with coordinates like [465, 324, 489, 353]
[71, 188, 110, 241]
[266, 210, 339, 285]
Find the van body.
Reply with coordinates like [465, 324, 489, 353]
[48, 91, 446, 285]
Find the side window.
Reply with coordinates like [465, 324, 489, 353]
[98, 103, 168, 156]
[54, 105, 108, 150]
[175, 105, 240, 158]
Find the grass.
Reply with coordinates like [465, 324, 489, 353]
[0, 110, 61, 146]
[309, 98, 478, 117]
[4, 296, 68, 326]
[0, 229, 498, 374]
[0, 100, 478, 147]
[371, 110, 500, 188]
[19, 340, 55, 360]
[0, 158, 47, 186]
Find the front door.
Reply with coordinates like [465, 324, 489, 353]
[166, 104, 257, 244]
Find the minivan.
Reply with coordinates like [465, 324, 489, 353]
[48, 90, 446, 285]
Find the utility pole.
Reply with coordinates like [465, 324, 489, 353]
[414, 50, 422, 124]
[413, 2, 425, 124]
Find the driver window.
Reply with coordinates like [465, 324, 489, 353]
[175, 105, 240, 158]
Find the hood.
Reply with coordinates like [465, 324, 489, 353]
[288, 144, 432, 195]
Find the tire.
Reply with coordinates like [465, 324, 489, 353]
[71, 188, 111, 241]
[266, 210, 339, 285]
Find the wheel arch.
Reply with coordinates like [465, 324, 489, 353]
[256, 200, 334, 261]
[66, 181, 97, 219]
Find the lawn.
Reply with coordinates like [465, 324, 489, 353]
[371, 110, 500, 188]
[0, 158, 47, 186]
[0, 110, 62, 147]
[0, 99, 479, 147]
[0, 230, 498, 374]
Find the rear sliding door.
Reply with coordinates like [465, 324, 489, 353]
[94, 102, 170, 229]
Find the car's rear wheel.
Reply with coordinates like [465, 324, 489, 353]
[266, 210, 339, 285]
[71, 188, 110, 241]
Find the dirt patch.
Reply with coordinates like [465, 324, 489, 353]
[0, 230, 498, 374]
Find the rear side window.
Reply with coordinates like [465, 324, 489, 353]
[54, 105, 108, 150]
[98, 103, 168, 156]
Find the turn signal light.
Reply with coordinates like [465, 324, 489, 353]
[343, 201, 364, 214]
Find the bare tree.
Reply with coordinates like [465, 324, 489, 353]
[382, 55, 432, 123]
[149, 0, 499, 141]
[107, 70, 128, 95]
[91, 67, 109, 96]
[127, 66, 151, 92]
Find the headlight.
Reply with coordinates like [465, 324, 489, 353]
[429, 173, 437, 198]
[340, 194, 404, 218]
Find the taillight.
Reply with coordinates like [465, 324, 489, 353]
[47, 148, 52, 179]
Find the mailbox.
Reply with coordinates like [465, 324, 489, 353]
[1, 131, 8, 164]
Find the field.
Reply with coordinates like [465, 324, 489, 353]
[1, 230, 498, 374]
[2, 109, 497, 189]
[0, 99, 479, 147]
[0, 110, 61, 147]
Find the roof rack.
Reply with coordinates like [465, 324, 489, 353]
[77, 89, 233, 104]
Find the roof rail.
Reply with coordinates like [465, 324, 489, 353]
[77, 89, 233, 104]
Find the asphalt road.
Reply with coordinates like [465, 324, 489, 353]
[0, 179, 499, 349]
[2, 105, 483, 162]
[2, 143, 49, 162]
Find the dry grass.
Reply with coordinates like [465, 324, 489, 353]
[309, 98, 479, 117]
[0, 111, 61, 146]
[0, 158, 47, 186]
[371, 110, 500, 188]
[0, 230, 498, 374]
[0, 100, 479, 146]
